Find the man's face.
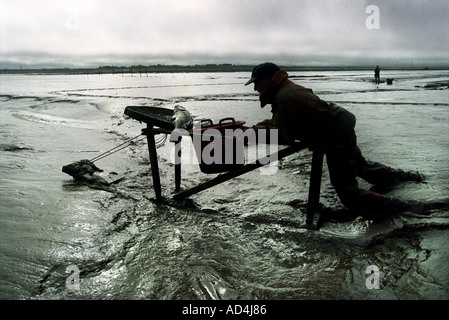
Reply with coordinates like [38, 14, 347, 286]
[253, 76, 271, 95]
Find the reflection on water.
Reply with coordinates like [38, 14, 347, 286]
[0, 70, 448, 299]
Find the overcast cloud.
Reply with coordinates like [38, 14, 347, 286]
[0, 0, 448, 68]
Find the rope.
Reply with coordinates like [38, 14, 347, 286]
[89, 133, 167, 163]
[156, 134, 168, 148]
[89, 134, 144, 162]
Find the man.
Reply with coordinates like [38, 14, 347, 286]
[245, 62, 424, 218]
[374, 65, 380, 84]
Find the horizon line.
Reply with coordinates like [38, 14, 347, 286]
[2, 63, 448, 74]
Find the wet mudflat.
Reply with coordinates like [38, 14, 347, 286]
[0, 70, 448, 299]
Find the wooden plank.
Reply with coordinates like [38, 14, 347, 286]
[306, 150, 324, 225]
[125, 106, 175, 130]
[173, 142, 306, 199]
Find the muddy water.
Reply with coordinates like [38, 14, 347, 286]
[0, 70, 448, 300]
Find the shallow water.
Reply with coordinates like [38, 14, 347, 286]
[0, 70, 448, 300]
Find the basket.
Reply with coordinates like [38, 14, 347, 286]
[189, 118, 246, 174]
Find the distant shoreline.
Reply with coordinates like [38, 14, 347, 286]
[1, 63, 448, 75]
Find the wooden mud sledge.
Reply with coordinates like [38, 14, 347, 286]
[124, 106, 325, 227]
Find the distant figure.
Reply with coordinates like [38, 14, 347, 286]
[245, 62, 429, 219]
[374, 65, 380, 84]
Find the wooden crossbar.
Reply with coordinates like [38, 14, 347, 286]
[173, 142, 307, 199]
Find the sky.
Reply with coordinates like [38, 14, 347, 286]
[0, 0, 448, 68]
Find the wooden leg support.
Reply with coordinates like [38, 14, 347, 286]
[174, 137, 182, 191]
[146, 125, 162, 201]
[306, 150, 324, 226]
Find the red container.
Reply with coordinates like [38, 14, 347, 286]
[189, 118, 247, 174]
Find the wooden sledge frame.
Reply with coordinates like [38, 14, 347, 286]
[141, 124, 325, 227]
